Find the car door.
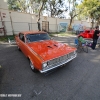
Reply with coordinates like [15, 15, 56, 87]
[19, 33, 28, 57]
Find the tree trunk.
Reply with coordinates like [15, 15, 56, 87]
[68, 17, 73, 31]
[37, 2, 45, 31]
[91, 19, 94, 29]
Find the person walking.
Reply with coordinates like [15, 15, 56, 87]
[91, 26, 100, 50]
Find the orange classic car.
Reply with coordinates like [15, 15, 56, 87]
[15, 31, 77, 73]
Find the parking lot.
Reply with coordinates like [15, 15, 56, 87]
[0, 35, 100, 100]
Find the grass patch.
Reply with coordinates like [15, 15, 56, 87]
[0, 36, 8, 42]
[49, 32, 76, 37]
[0, 35, 15, 42]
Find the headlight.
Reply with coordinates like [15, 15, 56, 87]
[42, 62, 47, 68]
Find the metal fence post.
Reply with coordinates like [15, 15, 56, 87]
[9, 12, 14, 35]
[28, 23, 30, 31]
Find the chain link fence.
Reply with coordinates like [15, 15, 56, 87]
[1, 21, 38, 35]
[1, 21, 60, 35]
[0, 21, 91, 36]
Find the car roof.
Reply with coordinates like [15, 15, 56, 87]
[20, 31, 47, 35]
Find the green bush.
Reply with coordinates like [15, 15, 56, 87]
[0, 35, 15, 42]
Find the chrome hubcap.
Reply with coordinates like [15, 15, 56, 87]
[30, 61, 34, 70]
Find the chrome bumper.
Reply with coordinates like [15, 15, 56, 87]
[40, 53, 77, 73]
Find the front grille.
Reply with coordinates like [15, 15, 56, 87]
[41, 51, 77, 73]
[46, 51, 75, 68]
[47, 54, 68, 66]
[68, 52, 75, 58]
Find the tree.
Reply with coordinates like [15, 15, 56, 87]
[66, 0, 82, 30]
[7, 0, 20, 11]
[78, 0, 100, 28]
[31, 0, 48, 31]
[7, 0, 30, 13]
[95, 5, 100, 25]
[45, 0, 68, 18]
[7, 0, 48, 31]
[7, 0, 67, 19]
[17, 0, 29, 13]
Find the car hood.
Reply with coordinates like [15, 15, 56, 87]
[27, 40, 76, 61]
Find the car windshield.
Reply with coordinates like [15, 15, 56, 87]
[26, 33, 51, 42]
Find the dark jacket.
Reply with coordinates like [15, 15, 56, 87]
[93, 30, 100, 39]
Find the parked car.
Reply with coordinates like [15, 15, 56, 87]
[78, 30, 94, 39]
[15, 31, 77, 73]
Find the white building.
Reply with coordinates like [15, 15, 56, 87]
[0, 0, 91, 36]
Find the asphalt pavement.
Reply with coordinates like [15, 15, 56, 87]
[0, 36, 100, 100]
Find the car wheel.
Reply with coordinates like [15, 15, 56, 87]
[29, 59, 38, 73]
